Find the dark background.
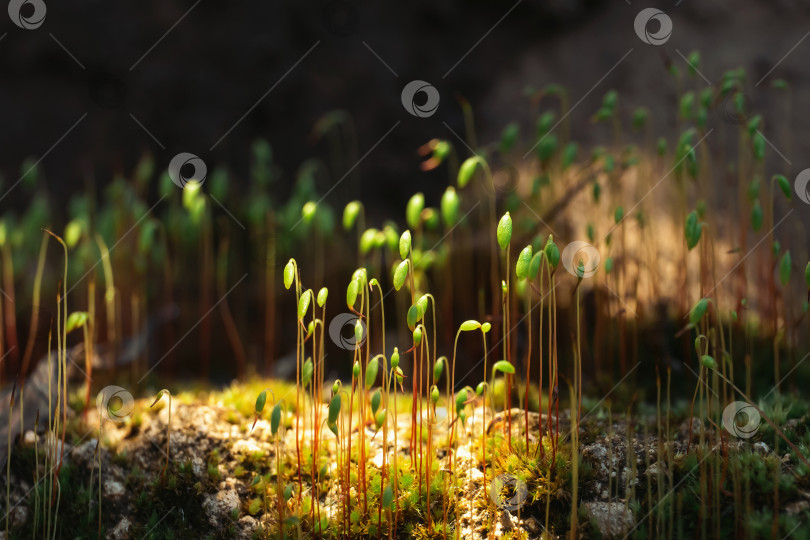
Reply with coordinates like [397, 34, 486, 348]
[2, 0, 809, 217]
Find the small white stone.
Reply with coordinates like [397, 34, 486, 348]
[8, 506, 28, 528]
[582, 502, 635, 538]
[202, 489, 240, 529]
[231, 438, 264, 455]
[72, 439, 99, 468]
[753, 441, 769, 455]
[191, 457, 205, 478]
[108, 517, 131, 540]
[104, 479, 126, 497]
[236, 516, 259, 540]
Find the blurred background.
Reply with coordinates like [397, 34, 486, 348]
[0, 0, 809, 391]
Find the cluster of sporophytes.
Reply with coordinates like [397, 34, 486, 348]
[241, 59, 810, 538]
[1, 52, 810, 539]
[248, 249, 564, 539]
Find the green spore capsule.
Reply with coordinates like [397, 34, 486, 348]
[433, 357, 445, 383]
[492, 360, 515, 375]
[417, 294, 429, 318]
[351, 268, 367, 288]
[346, 279, 359, 308]
[614, 206, 624, 224]
[255, 390, 268, 415]
[459, 320, 481, 332]
[283, 259, 295, 289]
[328, 394, 341, 425]
[422, 207, 439, 230]
[406, 193, 425, 229]
[497, 212, 513, 250]
[365, 359, 379, 389]
[774, 174, 791, 200]
[529, 252, 543, 280]
[413, 327, 422, 346]
[700, 355, 717, 370]
[455, 388, 468, 414]
[375, 410, 387, 430]
[544, 237, 560, 269]
[297, 289, 311, 320]
[270, 402, 282, 436]
[65, 219, 83, 248]
[371, 389, 381, 415]
[360, 229, 378, 254]
[689, 298, 709, 326]
[343, 200, 362, 230]
[302, 201, 317, 224]
[515, 245, 532, 280]
[685, 211, 702, 250]
[441, 186, 460, 227]
[458, 157, 481, 188]
[407, 304, 420, 331]
[391, 348, 400, 369]
[302, 358, 314, 386]
[399, 230, 412, 260]
[393, 260, 409, 291]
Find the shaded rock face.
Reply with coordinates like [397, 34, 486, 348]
[0, 402, 260, 538]
[582, 501, 635, 538]
[578, 419, 696, 505]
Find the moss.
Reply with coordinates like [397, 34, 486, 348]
[112, 449, 129, 467]
[131, 465, 215, 539]
[9, 377, 810, 539]
[131, 410, 144, 429]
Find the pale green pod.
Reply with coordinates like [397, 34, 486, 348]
[497, 212, 513, 250]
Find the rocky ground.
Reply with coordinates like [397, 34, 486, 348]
[2, 389, 809, 539]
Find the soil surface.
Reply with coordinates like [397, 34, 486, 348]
[3, 387, 808, 539]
